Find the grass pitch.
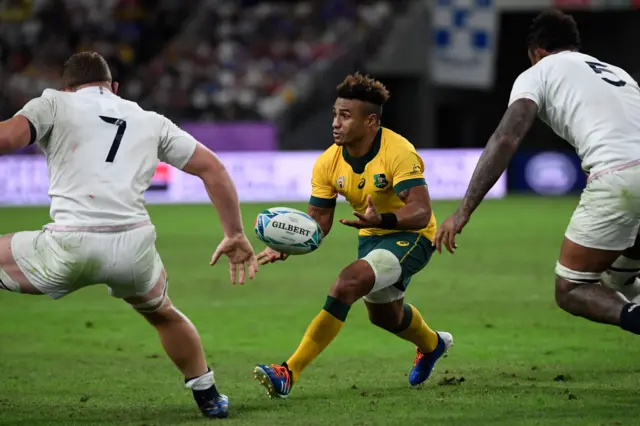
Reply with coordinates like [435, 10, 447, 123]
[1, 197, 639, 426]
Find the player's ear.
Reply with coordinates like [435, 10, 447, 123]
[531, 47, 548, 65]
[111, 82, 119, 95]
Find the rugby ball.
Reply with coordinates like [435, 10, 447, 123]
[254, 207, 323, 255]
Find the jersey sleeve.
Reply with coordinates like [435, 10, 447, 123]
[158, 116, 198, 170]
[508, 67, 545, 108]
[14, 89, 56, 144]
[391, 148, 426, 196]
[309, 155, 337, 208]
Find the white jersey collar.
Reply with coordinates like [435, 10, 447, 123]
[75, 85, 113, 95]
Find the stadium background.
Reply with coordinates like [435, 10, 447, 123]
[2, 1, 640, 425]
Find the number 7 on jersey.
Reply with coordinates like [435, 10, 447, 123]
[99, 116, 127, 163]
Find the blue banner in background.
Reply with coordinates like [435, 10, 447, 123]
[509, 151, 587, 195]
[430, 0, 499, 89]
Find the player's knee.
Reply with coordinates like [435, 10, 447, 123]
[554, 261, 602, 310]
[0, 265, 21, 293]
[554, 275, 576, 310]
[131, 279, 170, 316]
[368, 309, 403, 331]
[330, 260, 376, 304]
[139, 298, 180, 326]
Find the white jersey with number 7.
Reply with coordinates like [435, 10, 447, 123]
[15, 86, 198, 227]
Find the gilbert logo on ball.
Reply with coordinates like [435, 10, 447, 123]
[254, 207, 323, 255]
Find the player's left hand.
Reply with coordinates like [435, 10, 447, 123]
[210, 233, 259, 285]
[339, 195, 382, 229]
[433, 209, 470, 254]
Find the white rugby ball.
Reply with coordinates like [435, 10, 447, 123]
[254, 207, 323, 255]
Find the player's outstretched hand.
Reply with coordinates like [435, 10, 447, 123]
[256, 247, 290, 265]
[340, 195, 380, 229]
[434, 210, 470, 254]
[210, 233, 259, 285]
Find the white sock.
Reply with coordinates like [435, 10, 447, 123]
[185, 370, 215, 391]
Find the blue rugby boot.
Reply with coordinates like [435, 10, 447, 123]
[409, 331, 454, 386]
[185, 369, 229, 419]
[253, 363, 293, 399]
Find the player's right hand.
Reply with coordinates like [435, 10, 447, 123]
[210, 233, 259, 285]
[434, 209, 470, 254]
[256, 247, 289, 265]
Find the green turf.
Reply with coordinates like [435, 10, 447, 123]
[1, 197, 639, 426]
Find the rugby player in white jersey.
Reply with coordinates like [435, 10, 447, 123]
[434, 9, 640, 335]
[0, 52, 259, 419]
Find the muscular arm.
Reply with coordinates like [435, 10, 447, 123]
[459, 98, 538, 216]
[0, 116, 35, 154]
[308, 204, 335, 237]
[393, 185, 432, 230]
[182, 143, 244, 237]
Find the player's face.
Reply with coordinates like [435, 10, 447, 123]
[332, 98, 374, 146]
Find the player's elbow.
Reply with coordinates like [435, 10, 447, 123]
[411, 206, 432, 229]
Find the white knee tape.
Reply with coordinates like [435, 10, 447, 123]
[133, 280, 168, 313]
[362, 249, 402, 293]
[555, 262, 602, 284]
[0, 267, 20, 292]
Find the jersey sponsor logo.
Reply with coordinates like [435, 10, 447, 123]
[272, 221, 312, 237]
[373, 174, 388, 189]
[357, 178, 366, 189]
[396, 241, 410, 247]
[336, 176, 345, 189]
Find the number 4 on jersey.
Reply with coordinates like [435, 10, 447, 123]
[99, 116, 127, 162]
[585, 61, 627, 87]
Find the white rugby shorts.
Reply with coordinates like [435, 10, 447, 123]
[566, 162, 640, 251]
[11, 222, 164, 299]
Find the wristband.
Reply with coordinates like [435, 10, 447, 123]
[379, 213, 398, 229]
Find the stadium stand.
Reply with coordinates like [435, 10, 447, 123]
[1, 0, 406, 123]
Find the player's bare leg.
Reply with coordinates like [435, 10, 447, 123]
[365, 299, 452, 385]
[0, 233, 42, 294]
[554, 237, 640, 333]
[125, 270, 228, 419]
[600, 234, 640, 302]
[254, 260, 376, 398]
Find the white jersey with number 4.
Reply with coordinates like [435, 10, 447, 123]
[509, 51, 640, 175]
[15, 86, 198, 227]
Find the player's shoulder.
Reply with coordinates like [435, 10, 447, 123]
[40, 88, 60, 99]
[381, 127, 418, 156]
[33, 88, 65, 107]
[315, 143, 341, 167]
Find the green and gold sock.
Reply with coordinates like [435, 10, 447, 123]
[285, 296, 351, 383]
[392, 304, 439, 353]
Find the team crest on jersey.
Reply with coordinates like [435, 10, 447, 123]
[411, 164, 421, 175]
[336, 176, 345, 189]
[373, 174, 388, 189]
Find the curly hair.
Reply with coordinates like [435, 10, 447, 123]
[336, 73, 390, 121]
[526, 9, 581, 52]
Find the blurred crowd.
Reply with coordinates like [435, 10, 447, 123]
[1, 0, 401, 122]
